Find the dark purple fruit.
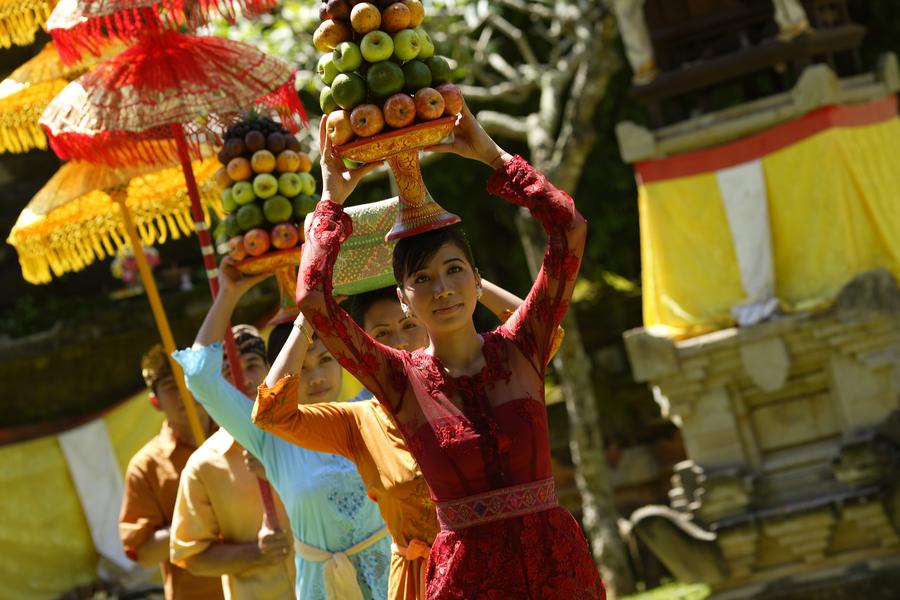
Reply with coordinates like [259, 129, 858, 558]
[244, 130, 266, 153]
[267, 132, 286, 154]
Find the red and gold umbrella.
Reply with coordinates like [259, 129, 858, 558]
[47, 0, 277, 64]
[40, 32, 306, 527]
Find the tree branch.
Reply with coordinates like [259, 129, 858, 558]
[476, 110, 529, 141]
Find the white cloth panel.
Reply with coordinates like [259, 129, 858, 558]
[715, 159, 778, 326]
[58, 419, 134, 570]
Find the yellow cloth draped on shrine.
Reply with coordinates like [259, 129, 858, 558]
[638, 107, 900, 337]
[0, 392, 164, 599]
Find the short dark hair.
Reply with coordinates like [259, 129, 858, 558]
[141, 344, 172, 394]
[266, 322, 293, 364]
[350, 286, 399, 326]
[392, 225, 476, 284]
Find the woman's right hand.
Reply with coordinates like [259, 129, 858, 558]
[319, 115, 383, 205]
[426, 103, 512, 168]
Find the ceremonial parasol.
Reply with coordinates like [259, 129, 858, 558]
[39, 32, 306, 526]
[47, 0, 277, 64]
[7, 158, 221, 446]
[0, 41, 115, 153]
[39, 31, 306, 348]
[0, 0, 57, 48]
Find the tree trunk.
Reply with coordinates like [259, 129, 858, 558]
[511, 8, 637, 598]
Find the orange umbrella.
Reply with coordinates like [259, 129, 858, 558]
[8, 158, 221, 283]
[8, 157, 222, 455]
[0, 41, 117, 153]
[0, 0, 57, 48]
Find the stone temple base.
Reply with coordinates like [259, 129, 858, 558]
[623, 270, 900, 596]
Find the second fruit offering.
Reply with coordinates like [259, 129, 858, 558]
[215, 117, 319, 262]
[315, 0, 465, 146]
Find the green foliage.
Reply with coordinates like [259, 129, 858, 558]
[622, 583, 710, 600]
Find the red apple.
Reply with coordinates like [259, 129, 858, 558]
[436, 83, 464, 116]
[326, 110, 355, 146]
[243, 228, 271, 257]
[227, 235, 247, 260]
[383, 93, 416, 128]
[350, 103, 386, 137]
[270, 223, 300, 249]
[414, 87, 445, 121]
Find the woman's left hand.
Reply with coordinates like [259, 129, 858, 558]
[218, 256, 271, 299]
[319, 115, 384, 205]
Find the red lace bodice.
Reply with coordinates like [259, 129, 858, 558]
[296, 156, 585, 503]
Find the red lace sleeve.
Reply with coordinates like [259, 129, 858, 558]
[296, 200, 408, 412]
[487, 156, 587, 372]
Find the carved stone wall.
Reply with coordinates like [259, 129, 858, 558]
[624, 270, 900, 595]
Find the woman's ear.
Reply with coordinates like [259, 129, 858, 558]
[396, 286, 412, 317]
[148, 392, 161, 411]
[474, 267, 483, 288]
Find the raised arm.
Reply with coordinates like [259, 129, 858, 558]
[173, 260, 271, 458]
[295, 117, 408, 412]
[487, 155, 586, 370]
[252, 375, 362, 459]
[429, 104, 586, 370]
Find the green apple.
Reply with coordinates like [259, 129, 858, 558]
[402, 60, 431, 93]
[415, 27, 434, 59]
[320, 86, 339, 114]
[392, 29, 421, 61]
[342, 158, 362, 170]
[236, 203, 264, 231]
[317, 53, 339, 85]
[220, 187, 238, 213]
[293, 194, 319, 219]
[332, 41, 363, 73]
[231, 180, 256, 205]
[360, 30, 394, 63]
[425, 56, 451, 86]
[252, 173, 279, 199]
[263, 195, 293, 224]
[331, 73, 367, 110]
[367, 61, 405, 98]
[224, 213, 241, 238]
[297, 172, 317, 196]
[278, 172, 304, 197]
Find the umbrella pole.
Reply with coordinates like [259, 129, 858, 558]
[169, 124, 245, 392]
[170, 123, 281, 530]
[113, 196, 206, 447]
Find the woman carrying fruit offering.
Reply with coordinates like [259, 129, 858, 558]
[173, 252, 392, 600]
[294, 106, 605, 599]
[253, 278, 541, 600]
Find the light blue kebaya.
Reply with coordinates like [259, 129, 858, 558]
[173, 343, 390, 600]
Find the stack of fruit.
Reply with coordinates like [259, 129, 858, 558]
[215, 117, 319, 261]
[314, 0, 464, 145]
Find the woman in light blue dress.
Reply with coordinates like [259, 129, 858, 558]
[173, 258, 390, 600]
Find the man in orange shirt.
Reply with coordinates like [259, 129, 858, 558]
[170, 326, 296, 599]
[119, 345, 223, 600]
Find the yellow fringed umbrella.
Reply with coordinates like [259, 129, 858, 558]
[0, 0, 57, 48]
[0, 41, 116, 153]
[8, 156, 222, 284]
[8, 157, 223, 447]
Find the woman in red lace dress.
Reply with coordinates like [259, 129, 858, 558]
[297, 107, 605, 600]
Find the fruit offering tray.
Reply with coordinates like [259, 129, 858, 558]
[315, 0, 464, 148]
[334, 114, 455, 164]
[213, 116, 320, 268]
